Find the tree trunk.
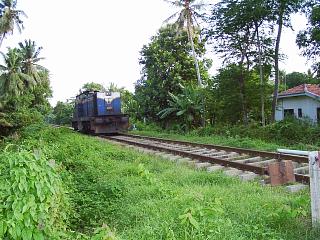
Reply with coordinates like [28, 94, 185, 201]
[239, 49, 248, 126]
[186, 14, 205, 127]
[0, 33, 6, 48]
[239, 75, 248, 125]
[186, 18, 202, 87]
[271, 7, 284, 122]
[255, 22, 265, 126]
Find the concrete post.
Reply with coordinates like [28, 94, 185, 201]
[309, 151, 320, 227]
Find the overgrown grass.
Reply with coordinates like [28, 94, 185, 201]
[1, 124, 319, 239]
[132, 129, 284, 152]
[132, 118, 320, 151]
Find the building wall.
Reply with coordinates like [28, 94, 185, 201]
[275, 96, 320, 122]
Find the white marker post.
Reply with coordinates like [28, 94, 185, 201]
[278, 149, 320, 227]
[309, 151, 320, 227]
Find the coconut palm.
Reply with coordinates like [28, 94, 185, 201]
[164, 0, 207, 126]
[0, 0, 26, 46]
[0, 48, 35, 96]
[18, 39, 45, 82]
[164, 0, 206, 87]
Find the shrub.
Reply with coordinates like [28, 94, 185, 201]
[0, 148, 67, 239]
[0, 108, 44, 137]
[132, 121, 162, 132]
[189, 118, 320, 147]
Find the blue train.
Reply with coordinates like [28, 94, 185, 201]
[72, 91, 129, 134]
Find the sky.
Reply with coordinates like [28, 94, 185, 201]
[4, 0, 311, 105]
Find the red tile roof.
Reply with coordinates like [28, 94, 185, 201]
[278, 84, 320, 97]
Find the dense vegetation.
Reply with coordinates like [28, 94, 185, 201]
[133, 117, 320, 151]
[1, 124, 319, 239]
[1, 0, 320, 239]
[128, 0, 320, 129]
[0, 0, 319, 133]
[0, 0, 51, 137]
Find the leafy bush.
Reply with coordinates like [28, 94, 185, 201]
[132, 121, 162, 132]
[264, 118, 320, 145]
[189, 118, 320, 148]
[0, 107, 44, 137]
[0, 149, 67, 239]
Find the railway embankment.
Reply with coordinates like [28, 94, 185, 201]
[0, 124, 319, 239]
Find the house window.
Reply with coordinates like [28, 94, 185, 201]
[317, 108, 320, 123]
[298, 108, 302, 118]
[284, 109, 294, 118]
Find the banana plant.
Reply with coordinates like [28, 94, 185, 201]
[158, 83, 202, 130]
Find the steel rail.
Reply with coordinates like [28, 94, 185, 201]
[106, 135, 310, 184]
[121, 134, 309, 164]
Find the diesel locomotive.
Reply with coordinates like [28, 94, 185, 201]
[72, 91, 129, 134]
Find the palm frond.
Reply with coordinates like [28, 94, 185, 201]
[163, 0, 183, 7]
[163, 11, 180, 23]
[157, 107, 178, 119]
[17, 9, 27, 18]
[176, 109, 186, 116]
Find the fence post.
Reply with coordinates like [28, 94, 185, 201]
[309, 151, 320, 227]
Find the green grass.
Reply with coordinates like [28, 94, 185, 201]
[132, 129, 315, 152]
[1, 124, 319, 239]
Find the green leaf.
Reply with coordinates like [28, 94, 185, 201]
[14, 223, 22, 238]
[0, 221, 7, 237]
[22, 228, 32, 240]
[33, 231, 44, 240]
[188, 214, 200, 230]
[176, 110, 186, 116]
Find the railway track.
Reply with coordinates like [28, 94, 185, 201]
[104, 134, 310, 185]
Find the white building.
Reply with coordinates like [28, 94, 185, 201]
[275, 84, 320, 122]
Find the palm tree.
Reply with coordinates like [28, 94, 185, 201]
[164, 0, 205, 87]
[164, 0, 207, 126]
[0, 0, 26, 46]
[0, 48, 35, 96]
[18, 39, 45, 82]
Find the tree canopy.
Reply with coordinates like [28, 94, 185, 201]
[0, 41, 51, 136]
[81, 82, 106, 92]
[297, 4, 320, 76]
[135, 24, 211, 125]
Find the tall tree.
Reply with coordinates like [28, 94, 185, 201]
[0, 43, 52, 136]
[207, 0, 274, 125]
[136, 24, 210, 125]
[52, 101, 74, 125]
[0, 47, 34, 96]
[209, 64, 273, 124]
[297, 4, 320, 77]
[0, 0, 26, 46]
[164, 0, 205, 87]
[285, 71, 317, 88]
[164, 0, 207, 126]
[270, 0, 306, 121]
